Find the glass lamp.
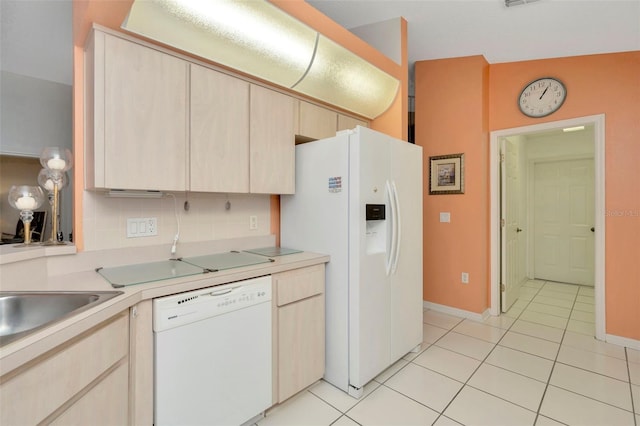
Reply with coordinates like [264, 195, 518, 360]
[8, 185, 45, 246]
[38, 168, 69, 243]
[40, 147, 73, 244]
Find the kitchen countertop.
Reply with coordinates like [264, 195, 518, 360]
[0, 248, 329, 375]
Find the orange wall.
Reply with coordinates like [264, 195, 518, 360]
[72, 0, 406, 250]
[491, 52, 640, 340]
[415, 56, 490, 313]
[416, 51, 640, 340]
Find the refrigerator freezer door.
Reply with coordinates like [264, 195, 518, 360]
[389, 136, 424, 362]
[348, 128, 392, 390]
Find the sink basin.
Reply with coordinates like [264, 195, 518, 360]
[0, 291, 123, 347]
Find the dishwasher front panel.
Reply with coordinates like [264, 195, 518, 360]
[154, 276, 272, 426]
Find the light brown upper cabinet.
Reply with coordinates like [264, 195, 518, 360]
[250, 85, 295, 194]
[190, 64, 250, 193]
[337, 114, 369, 132]
[85, 30, 188, 191]
[86, 28, 315, 195]
[297, 101, 338, 140]
[296, 100, 369, 142]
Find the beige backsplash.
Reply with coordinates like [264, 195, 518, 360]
[82, 191, 271, 251]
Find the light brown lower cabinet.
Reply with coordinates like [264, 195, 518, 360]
[273, 264, 325, 403]
[49, 362, 129, 426]
[0, 312, 129, 425]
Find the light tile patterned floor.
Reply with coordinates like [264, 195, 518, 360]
[257, 280, 640, 426]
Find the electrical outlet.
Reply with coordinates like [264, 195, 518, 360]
[461, 272, 469, 284]
[127, 217, 158, 238]
[249, 215, 258, 230]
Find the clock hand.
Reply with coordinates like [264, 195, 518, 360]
[539, 85, 550, 100]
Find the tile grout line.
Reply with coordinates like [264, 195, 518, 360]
[625, 347, 639, 426]
[428, 283, 544, 425]
[532, 280, 577, 425]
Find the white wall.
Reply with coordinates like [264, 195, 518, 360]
[349, 18, 402, 65]
[0, 71, 73, 157]
[525, 126, 594, 160]
[82, 191, 271, 252]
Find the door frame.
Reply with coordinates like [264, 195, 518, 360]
[489, 114, 605, 340]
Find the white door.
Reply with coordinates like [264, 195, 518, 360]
[389, 137, 423, 362]
[533, 159, 595, 285]
[501, 138, 527, 312]
[349, 129, 391, 389]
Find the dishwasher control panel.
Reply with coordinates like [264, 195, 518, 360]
[153, 275, 272, 332]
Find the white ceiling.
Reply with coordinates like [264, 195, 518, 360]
[309, 0, 640, 66]
[1, 0, 638, 88]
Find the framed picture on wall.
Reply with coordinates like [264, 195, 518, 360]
[429, 153, 464, 195]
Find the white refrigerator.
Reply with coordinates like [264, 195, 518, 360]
[281, 126, 423, 398]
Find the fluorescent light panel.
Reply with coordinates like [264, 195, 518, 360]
[122, 0, 398, 119]
[563, 126, 585, 132]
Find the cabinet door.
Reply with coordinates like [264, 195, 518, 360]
[50, 362, 129, 426]
[277, 294, 325, 402]
[103, 35, 188, 191]
[298, 101, 337, 140]
[0, 313, 129, 425]
[190, 64, 250, 192]
[273, 265, 325, 402]
[337, 114, 368, 131]
[249, 85, 295, 194]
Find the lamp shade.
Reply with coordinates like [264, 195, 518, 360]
[8, 185, 45, 212]
[40, 147, 73, 172]
[38, 168, 69, 192]
[122, 0, 399, 119]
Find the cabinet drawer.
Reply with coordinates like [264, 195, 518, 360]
[275, 264, 325, 306]
[0, 312, 129, 425]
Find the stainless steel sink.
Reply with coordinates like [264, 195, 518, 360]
[0, 291, 123, 347]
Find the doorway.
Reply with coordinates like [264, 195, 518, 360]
[490, 115, 605, 341]
[532, 158, 595, 285]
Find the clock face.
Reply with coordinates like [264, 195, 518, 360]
[518, 77, 566, 118]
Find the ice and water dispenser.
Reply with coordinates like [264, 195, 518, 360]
[365, 204, 386, 254]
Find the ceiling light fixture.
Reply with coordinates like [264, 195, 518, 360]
[121, 0, 399, 119]
[105, 190, 164, 198]
[505, 0, 540, 7]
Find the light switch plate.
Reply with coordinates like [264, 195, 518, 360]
[440, 212, 451, 223]
[127, 217, 158, 238]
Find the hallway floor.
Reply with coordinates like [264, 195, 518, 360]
[258, 280, 639, 426]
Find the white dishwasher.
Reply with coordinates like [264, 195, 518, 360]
[153, 275, 272, 426]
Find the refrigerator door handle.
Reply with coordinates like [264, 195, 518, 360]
[385, 180, 397, 276]
[391, 181, 402, 274]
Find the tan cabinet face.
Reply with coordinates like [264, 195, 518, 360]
[250, 85, 295, 194]
[298, 101, 338, 140]
[102, 35, 188, 191]
[273, 265, 325, 402]
[190, 64, 250, 193]
[337, 114, 368, 132]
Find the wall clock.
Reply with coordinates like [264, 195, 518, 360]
[518, 77, 567, 118]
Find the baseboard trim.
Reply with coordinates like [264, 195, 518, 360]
[604, 333, 640, 351]
[423, 301, 491, 322]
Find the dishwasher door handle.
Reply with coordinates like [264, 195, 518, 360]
[207, 286, 240, 297]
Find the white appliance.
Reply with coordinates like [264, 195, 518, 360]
[153, 276, 272, 426]
[281, 126, 423, 398]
